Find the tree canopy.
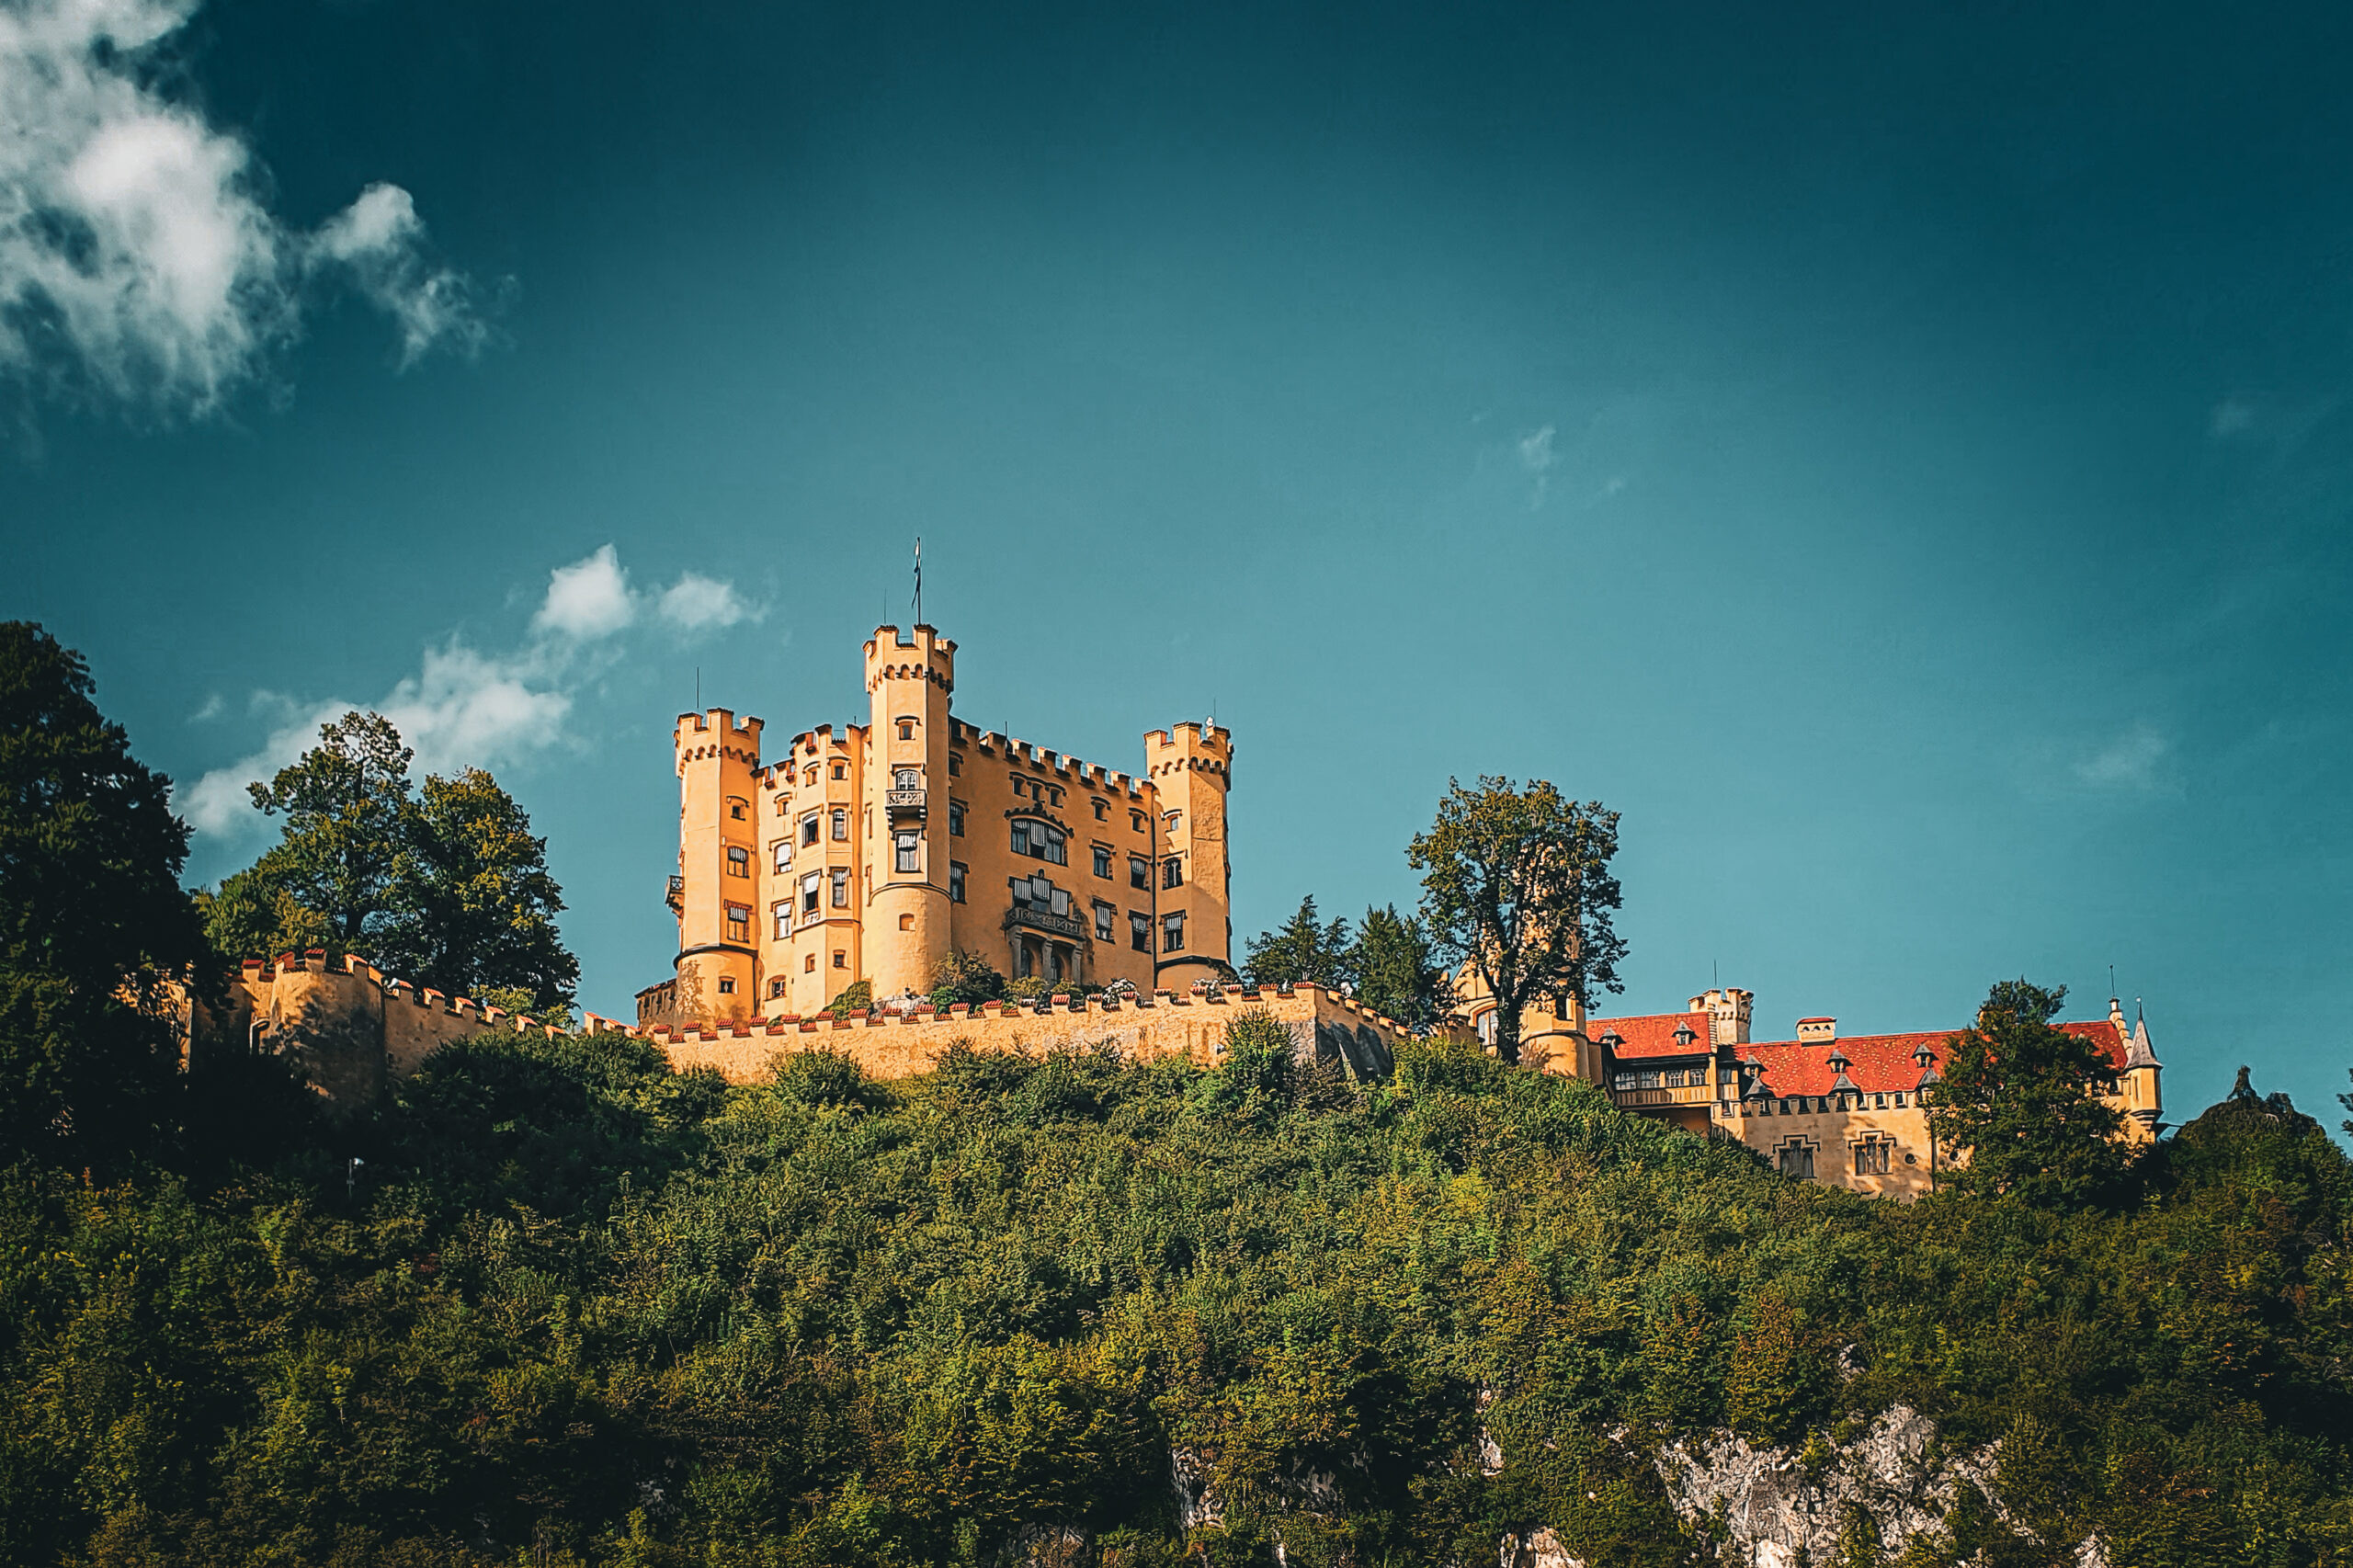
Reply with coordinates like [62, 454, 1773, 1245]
[1925, 977, 2129, 1208]
[1242, 894, 1355, 990]
[0, 622, 208, 1173]
[1408, 776, 1626, 1063]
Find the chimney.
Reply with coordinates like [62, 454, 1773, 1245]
[1796, 1017, 1836, 1044]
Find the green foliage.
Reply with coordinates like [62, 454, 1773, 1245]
[0, 1028, 2347, 1564]
[1351, 902, 1449, 1028]
[928, 949, 1006, 1009]
[826, 978, 874, 1017]
[1408, 776, 1627, 1063]
[0, 622, 209, 1175]
[210, 714, 576, 1012]
[1243, 895, 1355, 989]
[1925, 979, 2128, 1209]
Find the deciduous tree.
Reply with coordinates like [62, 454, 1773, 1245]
[375, 767, 577, 1015]
[1407, 776, 1625, 1064]
[1925, 978, 2127, 1208]
[242, 710, 414, 949]
[0, 622, 208, 1170]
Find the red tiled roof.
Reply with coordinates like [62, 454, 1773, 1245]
[1586, 1011, 1714, 1059]
[1739, 1020, 2127, 1096]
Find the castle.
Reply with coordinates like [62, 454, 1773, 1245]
[196, 619, 2163, 1204]
[634, 623, 1234, 1030]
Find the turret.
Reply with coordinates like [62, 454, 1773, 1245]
[1145, 719, 1233, 985]
[672, 708, 763, 1028]
[1688, 986, 1754, 1047]
[863, 626, 956, 1001]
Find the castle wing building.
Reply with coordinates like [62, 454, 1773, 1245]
[639, 624, 1233, 1029]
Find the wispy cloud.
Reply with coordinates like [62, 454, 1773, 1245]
[1517, 424, 1556, 506]
[187, 692, 223, 722]
[180, 546, 761, 841]
[0, 0, 489, 417]
[2072, 724, 2171, 791]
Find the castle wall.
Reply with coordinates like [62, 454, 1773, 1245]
[647, 982, 1429, 1085]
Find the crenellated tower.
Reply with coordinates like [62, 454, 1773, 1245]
[672, 708, 764, 1028]
[863, 625, 956, 1000]
[1146, 720, 1234, 984]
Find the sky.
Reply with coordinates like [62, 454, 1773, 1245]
[3, 0, 2348, 1134]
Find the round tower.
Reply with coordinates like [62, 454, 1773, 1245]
[863, 625, 955, 1002]
[673, 707, 763, 1028]
[1145, 718, 1234, 985]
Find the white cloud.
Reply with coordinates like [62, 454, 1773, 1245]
[188, 691, 222, 722]
[182, 546, 760, 841]
[1517, 425, 1557, 472]
[657, 571, 759, 631]
[2073, 724, 2170, 791]
[532, 545, 637, 639]
[0, 0, 484, 415]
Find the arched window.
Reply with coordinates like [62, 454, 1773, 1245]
[726, 845, 750, 877]
[895, 767, 919, 790]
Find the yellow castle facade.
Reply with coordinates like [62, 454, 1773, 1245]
[637, 624, 1234, 1030]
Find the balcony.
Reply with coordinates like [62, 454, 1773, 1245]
[665, 874, 685, 914]
[886, 788, 926, 816]
[1006, 904, 1084, 939]
[1611, 1082, 1727, 1111]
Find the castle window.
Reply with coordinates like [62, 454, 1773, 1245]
[1162, 912, 1186, 952]
[804, 954, 816, 972]
[1131, 912, 1151, 952]
[832, 764, 846, 780]
[831, 868, 849, 907]
[1011, 778, 1026, 799]
[1853, 1140, 1893, 1176]
[1129, 855, 1149, 890]
[776, 796, 789, 817]
[899, 914, 914, 931]
[949, 862, 966, 903]
[1893, 1092, 1905, 1108]
[1093, 798, 1108, 820]
[1873, 1092, 1886, 1109]
[1010, 819, 1068, 865]
[1165, 811, 1180, 833]
[1095, 902, 1115, 941]
[897, 719, 915, 741]
[1049, 787, 1063, 807]
[1093, 846, 1112, 878]
[832, 809, 848, 840]
[773, 841, 790, 874]
[949, 800, 966, 835]
[895, 830, 920, 873]
[1162, 857, 1183, 889]
[801, 814, 820, 847]
[726, 846, 750, 877]
[895, 767, 918, 790]
[1131, 810, 1146, 834]
[769, 977, 787, 998]
[726, 903, 750, 940]
[834, 950, 847, 968]
[729, 797, 747, 821]
[1778, 1144, 1815, 1179]
[718, 978, 735, 994]
[773, 903, 790, 939]
[949, 752, 962, 777]
[803, 767, 816, 788]
[801, 872, 820, 915]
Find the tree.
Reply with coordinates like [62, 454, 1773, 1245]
[0, 623, 209, 1170]
[1349, 903, 1449, 1029]
[242, 710, 414, 949]
[1407, 776, 1626, 1065]
[373, 767, 578, 1015]
[1924, 978, 2128, 1208]
[931, 949, 1007, 1009]
[1243, 895, 1355, 989]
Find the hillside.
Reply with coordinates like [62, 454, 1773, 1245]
[2, 1020, 2348, 1567]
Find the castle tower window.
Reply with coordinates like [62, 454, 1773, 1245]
[895, 767, 919, 790]
[949, 801, 966, 835]
[1131, 911, 1151, 952]
[801, 815, 820, 847]
[897, 719, 915, 741]
[1162, 912, 1186, 952]
[769, 977, 788, 998]
[803, 767, 817, 788]
[773, 903, 790, 939]
[832, 764, 847, 779]
[729, 797, 748, 821]
[1130, 810, 1146, 834]
[832, 809, 848, 840]
[773, 841, 791, 874]
[949, 862, 966, 903]
[1162, 857, 1183, 889]
[1049, 787, 1063, 807]
[894, 830, 920, 873]
[830, 868, 849, 907]
[1094, 902, 1115, 941]
[726, 846, 750, 877]
[776, 796, 789, 817]
[1093, 798, 1108, 820]
[1093, 846, 1112, 878]
[801, 872, 820, 915]
[1129, 855, 1149, 890]
[718, 977, 735, 994]
[726, 903, 750, 940]
[834, 950, 847, 968]
[1165, 811, 1180, 832]
[804, 954, 815, 972]
[949, 752, 962, 777]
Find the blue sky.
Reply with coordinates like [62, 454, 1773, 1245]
[4, 0, 2348, 1132]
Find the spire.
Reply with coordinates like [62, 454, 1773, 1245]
[2125, 998, 2161, 1068]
